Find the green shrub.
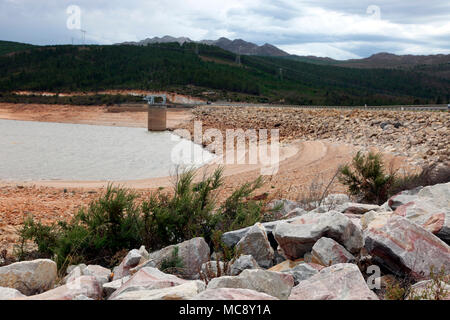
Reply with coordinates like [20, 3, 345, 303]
[338, 151, 396, 204]
[141, 168, 223, 250]
[213, 176, 265, 232]
[339, 152, 450, 205]
[16, 168, 266, 269]
[16, 216, 59, 259]
[17, 185, 143, 269]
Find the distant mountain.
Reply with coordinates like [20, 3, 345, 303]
[121, 36, 193, 46]
[118, 36, 450, 69]
[119, 36, 289, 57]
[341, 52, 450, 69]
[286, 52, 450, 68]
[200, 37, 289, 57]
[283, 52, 450, 80]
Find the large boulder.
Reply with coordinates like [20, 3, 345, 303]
[111, 280, 206, 300]
[390, 182, 450, 242]
[149, 237, 210, 279]
[108, 267, 187, 300]
[235, 223, 274, 268]
[388, 187, 422, 210]
[364, 216, 450, 280]
[0, 287, 26, 300]
[273, 211, 363, 260]
[191, 288, 278, 300]
[65, 264, 111, 285]
[311, 237, 356, 266]
[394, 199, 449, 242]
[113, 248, 146, 281]
[0, 259, 57, 295]
[17, 275, 102, 300]
[229, 255, 260, 276]
[417, 182, 450, 208]
[289, 263, 378, 300]
[207, 269, 294, 300]
[221, 219, 297, 248]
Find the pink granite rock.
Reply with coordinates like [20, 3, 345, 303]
[289, 263, 378, 300]
[364, 216, 450, 280]
[394, 200, 449, 242]
[149, 237, 210, 279]
[273, 211, 363, 260]
[235, 223, 274, 268]
[17, 276, 102, 300]
[108, 267, 187, 300]
[207, 269, 294, 300]
[191, 288, 278, 300]
[311, 237, 356, 266]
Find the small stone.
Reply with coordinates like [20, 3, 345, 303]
[229, 255, 260, 276]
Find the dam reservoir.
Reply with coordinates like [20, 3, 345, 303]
[0, 119, 216, 181]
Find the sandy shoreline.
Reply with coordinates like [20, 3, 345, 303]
[0, 102, 191, 128]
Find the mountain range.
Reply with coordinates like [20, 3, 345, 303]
[119, 36, 450, 75]
[119, 36, 290, 57]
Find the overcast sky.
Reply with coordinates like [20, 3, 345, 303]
[1, 0, 449, 59]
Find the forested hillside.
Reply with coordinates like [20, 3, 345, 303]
[0, 41, 449, 105]
[0, 40, 34, 56]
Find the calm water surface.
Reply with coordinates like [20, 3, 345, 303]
[0, 119, 215, 181]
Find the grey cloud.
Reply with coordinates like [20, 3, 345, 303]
[0, 0, 449, 59]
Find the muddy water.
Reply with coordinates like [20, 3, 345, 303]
[0, 119, 215, 181]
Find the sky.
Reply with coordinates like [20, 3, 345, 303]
[0, 0, 449, 60]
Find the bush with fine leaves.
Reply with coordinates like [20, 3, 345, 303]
[17, 168, 266, 269]
[338, 151, 396, 204]
[17, 186, 143, 268]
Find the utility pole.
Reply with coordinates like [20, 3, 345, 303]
[80, 29, 86, 45]
[236, 46, 242, 66]
[195, 43, 199, 55]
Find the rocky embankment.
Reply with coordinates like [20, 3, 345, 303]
[0, 182, 449, 300]
[179, 106, 450, 167]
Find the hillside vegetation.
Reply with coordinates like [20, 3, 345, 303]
[0, 41, 449, 105]
[0, 40, 34, 56]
